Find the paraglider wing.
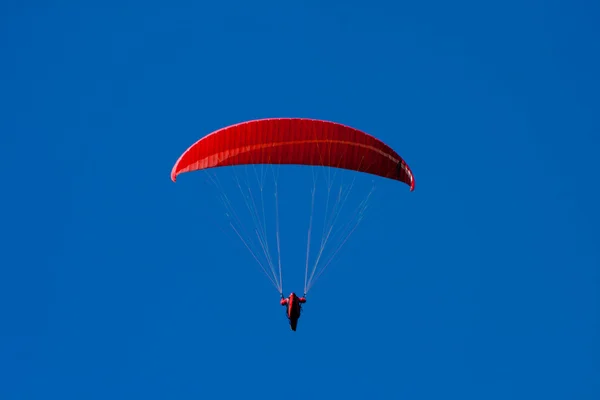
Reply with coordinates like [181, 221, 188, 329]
[171, 118, 415, 190]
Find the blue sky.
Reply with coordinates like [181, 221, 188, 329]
[1, 1, 599, 399]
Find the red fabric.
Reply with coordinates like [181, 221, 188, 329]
[171, 118, 414, 190]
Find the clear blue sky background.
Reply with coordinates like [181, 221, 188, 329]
[1, 1, 599, 399]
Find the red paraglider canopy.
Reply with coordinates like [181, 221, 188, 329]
[171, 118, 415, 191]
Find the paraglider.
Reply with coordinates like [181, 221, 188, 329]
[171, 118, 414, 331]
[281, 292, 307, 331]
[171, 118, 415, 189]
